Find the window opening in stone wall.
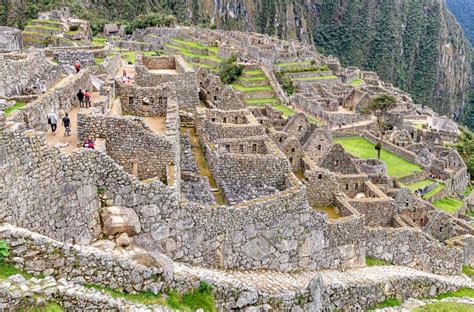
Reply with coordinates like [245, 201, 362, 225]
[291, 148, 295, 153]
[223, 117, 227, 123]
[279, 137, 283, 143]
[318, 174, 322, 179]
[318, 144, 321, 150]
[298, 126, 303, 132]
[129, 96, 134, 105]
[252, 144, 257, 152]
[345, 184, 349, 190]
[235, 117, 238, 124]
[225, 144, 230, 152]
[239, 145, 243, 153]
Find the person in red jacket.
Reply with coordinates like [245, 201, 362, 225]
[84, 90, 91, 108]
[74, 61, 81, 73]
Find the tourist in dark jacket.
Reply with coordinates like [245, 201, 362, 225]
[77, 89, 84, 108]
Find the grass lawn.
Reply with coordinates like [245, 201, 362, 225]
[463, 265, 474, 276]
[350, 79, 363, 86]
[432, 197, 464, 213]
[273, 104, 296, 118]
[245, 97, 280, 105]
[239, 76, 268, 82]
[465, 185, 473, 197]
[413, 302, 474, 312]
[333, 137, 422, 178]
[92, 36, 107, 46]
[423, 183, 445, 199]
[121, 51, 136, 64]
[95, 57, 104, 65]
[3, 102, 25, 116]
[368, 297, 402, 309]
[276, 61, 311, 67]
[366, 256, 391, 266]
[243, 69, 264, 76]
[170, 38, 218, 54]
[165, 44, 223, 62]
[231, 84, 273, 92]
[293, 75, 338, 81]
[405, 179, 435, 192]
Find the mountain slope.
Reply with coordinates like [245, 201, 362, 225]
[446, 0, 474, 45]
[1, 0, 472, 118]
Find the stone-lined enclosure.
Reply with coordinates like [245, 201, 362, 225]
[1, 24, 473, 310]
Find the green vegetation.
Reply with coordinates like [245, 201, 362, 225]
[462, 265, 474, 276]
[465, 185, 473, 197]
[423, 183, 445, 199]
[436, 288, 474, 300]
[171, 38, 218, 54]
[413, 302, 474, 312]
[281, 77, 295, 96]
[125, 13, 176, 34]
[406, 179, 435, 192]
[92, 36, 107, 46]
[121, 51, 136, 64]
[350, 79, 363, 86]
[165, 44, 223, 62]
[25, 25, 60, 31]
[218, 54, 243, 84]
[245, 97, 279, 105]
[86, 281, 216, 311]
[365, 256, 391, 266]
[17, 302, 63, 312]
[432, 197, 464, 213]
[292, 75, 338, 81]
[333, 137, 423, 178]
[239, 76, 268, 82]
[0, 262, 33, 280]
[244, 69, 265, 76]
[450, 127, 474, 178]
[0, 241, 8, 262]
[3, 102, 26, 116]
[279, 65, 330, 74]
[368, 297, 402, 309]
[276, 61, 311, 67]
[231, 84, 273, 92]
[95, 58, 104, 65]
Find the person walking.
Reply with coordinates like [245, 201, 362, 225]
[84, 89, 91, 108]
[74, 61, 81, 74]
[62, 113, 71, 136]
[47, 111, 58, 135]
[77, 89, 84, 108]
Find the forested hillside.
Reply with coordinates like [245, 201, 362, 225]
[0, 0, 472, 121]
[446, 0, 474, 45]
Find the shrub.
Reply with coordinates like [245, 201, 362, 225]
[0, 241, 9, 262]
[210, 24, 217, 30]
[198, 281, 213, 294]
[281, 77, 295, 96]
[218, 54, 243, 84]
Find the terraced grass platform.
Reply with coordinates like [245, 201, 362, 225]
[293, 75, 338, 81]
[333, 137, 423, 178]
[432, 197, 464, 213]
[231, 84, 273, 92]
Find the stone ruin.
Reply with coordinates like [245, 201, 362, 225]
[0, 25, 473, 311]
[0, 26, 22, 52]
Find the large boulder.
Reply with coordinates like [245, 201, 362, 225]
[100, 206, 141, 237]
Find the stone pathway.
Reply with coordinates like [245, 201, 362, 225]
[173, 264, 473, 296]
[175, 263, 474, 295]
[45, 106, 81, 153]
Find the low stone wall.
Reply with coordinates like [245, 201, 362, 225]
[53, 50, 95, 67]
[366, 227, 463, 275]
[348, 198, 395, 227]
[77, 112, 174, 180]
[118, 83, 175, 117]
[0, 223, 170, 293]
[0, 274, 171, 311]
[141, 55, 175, 70]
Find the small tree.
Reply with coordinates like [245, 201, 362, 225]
[362, 94, 397, 159]
[218, 54, 243, 84]
[281, 77, 295, 96]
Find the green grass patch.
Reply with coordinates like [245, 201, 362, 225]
[239, 76, 268, 82]
[170, 38, 218, 54]
[293, 75, 338, 81]
[350, 79, 363, 86]
[365, 256, 391, 266]
[121, 51, 136, 64]
[368, 297, 402, 309]
[0, 262, 33, 280]
[244, 69, 265, 76]
[25, 25, 60, 32]
[273, 104, 296, 118]
[305, 114, 323, 125]
[465, 185, 473, 197]
[29, 19, 63, 26]
[92, 36, 107, 46]
[432, 197, 464, 213]
[333, 137, 423, 178]
[231, 84, 273, 92]
[3, 102, 25, 116]
[435, 288, 474, 300]
[413, 302, 474, 312]
[165, 44, 223, 62]
[406, 179, 435, 193]
[18, 302, 63, 312]
[95, 58, 104, 65]
[462, 265, 474, 276]
[276, 61, 311, 67]
[423, 183, 446, 199]
[245, 97, 280, 105]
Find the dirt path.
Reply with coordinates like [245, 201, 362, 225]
[45, 107, 82, 154]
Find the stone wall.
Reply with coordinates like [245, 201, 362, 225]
[11, 69, 92, 131]
[118, 83, 175, 117]
[0, 26, 23, 51]
[363, 131, 419, 165]
[141, 55, 175, 69]
[366, 227, 463, 275]
[77, 112, 173, 181]
[0, 52, 65, 98]
[0, 223, 170, 293]
[53, 50, 95, 68]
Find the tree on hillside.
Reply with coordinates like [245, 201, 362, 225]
[218, 54, 243, 84]
[362, 94, 397, 159]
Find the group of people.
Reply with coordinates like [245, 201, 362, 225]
[47, 111, 70, 136]
[77, 89, 92, 108]
[121, 70, 133, 84]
